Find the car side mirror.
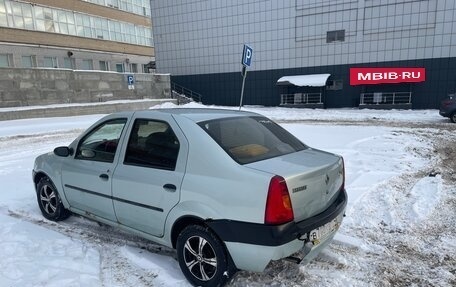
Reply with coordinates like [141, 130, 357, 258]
[54, 146, 73, 157]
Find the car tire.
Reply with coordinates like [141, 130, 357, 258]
[450, 112, 456, 123]
[176, 225, 235, 287]
[36, 177, 71, 221]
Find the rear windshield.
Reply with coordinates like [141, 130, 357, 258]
[198, 116, 307, 164]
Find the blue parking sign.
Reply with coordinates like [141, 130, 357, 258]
[127, 75, 134, 85]
[242, 45, 253, 67]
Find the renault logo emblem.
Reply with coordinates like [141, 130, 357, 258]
[325, 174, 330, 185]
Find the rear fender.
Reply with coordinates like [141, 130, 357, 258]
[164, 201, 223, 246]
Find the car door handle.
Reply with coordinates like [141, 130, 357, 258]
[99, 173, 109, 181]
[163, 184, 176, 192]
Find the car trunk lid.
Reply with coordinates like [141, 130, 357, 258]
[245, 148, 344, 222]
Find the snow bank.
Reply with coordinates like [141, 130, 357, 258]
[150, 102, 444, 123]
[0, 214, 100, 287]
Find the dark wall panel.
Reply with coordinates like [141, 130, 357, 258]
[172, 57, 456, 109]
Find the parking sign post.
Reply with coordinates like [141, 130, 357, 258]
[239, 44, 253, 110]
[127, 74, 135, 90]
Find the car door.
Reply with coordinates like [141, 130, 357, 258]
[112, 112, 188, 237]
[61, 117, 128, 222]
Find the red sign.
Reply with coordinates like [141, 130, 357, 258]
[350, 68, 425, 85]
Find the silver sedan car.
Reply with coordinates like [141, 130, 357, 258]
[33, 108, 347, 287]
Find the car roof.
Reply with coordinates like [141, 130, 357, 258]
[131, 108, 261, 122]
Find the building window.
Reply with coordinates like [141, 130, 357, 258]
[35, 6, 57, 33]
[0, 0, 7, 27]
[136, 26, 146, 46]
[130, 63, 138, 73]
[84, 0, 150, 17]
[0, 1, 152, 48]
[326, 80, 343, 90]
[9, 1, 34, 30]
[43, 56, 58, 68]
[122, 23, 137, 44]
[99, 60, 109, 71]
[93, 17, 109, 39]
[81, 59, 93, 70]
[75, 13, 92, 38]
[326, 30, 345, 43]
[86, 0, 105, 6]
[0, 1, 152, 47]
[21, 55, 36, 68]
[138, 26, 152, 46]
[64, 57, 75, 69]
[109, 20, 122, 42]
[116, 63, 124, 73]
[55, 10, 76, 35]
[107, 0, 119, 9]
[0, 53, 13, 67]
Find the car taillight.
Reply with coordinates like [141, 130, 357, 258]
[442, 100, 452, 107]
[264, 175, 294, 225]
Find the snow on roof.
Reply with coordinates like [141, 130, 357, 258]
[276, 74, 331, 87]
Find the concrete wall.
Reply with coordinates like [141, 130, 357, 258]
[0, 68, 171, 108]
[0, 99, 177, 121]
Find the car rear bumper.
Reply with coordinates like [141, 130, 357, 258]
[207, 188, 347, 271]
[207, 188, 347, 246]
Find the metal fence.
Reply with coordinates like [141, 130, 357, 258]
[171, 82, 202, 103]
[280, 93, 322, 105]
[360, 92, 411, 105]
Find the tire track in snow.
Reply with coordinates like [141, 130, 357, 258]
[331, 130, 456, 287]
[6, 209, 175, 287]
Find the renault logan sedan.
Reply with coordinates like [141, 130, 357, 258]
[33, 108, 347, 287]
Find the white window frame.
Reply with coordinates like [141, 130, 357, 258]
[43, 56, 58, 68]
[81, 59, 94, 70]
[0, 53, 13, 67]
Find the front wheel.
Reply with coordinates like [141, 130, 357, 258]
[176, 225, 235, 287]
[450, 112, 456, 123]
[36, 177, 71, 221]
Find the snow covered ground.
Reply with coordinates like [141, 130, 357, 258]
[0, 99, 171, 113]
[0, 104, 455, 286]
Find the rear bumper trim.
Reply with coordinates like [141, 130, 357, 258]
[206, 188, 347, 247]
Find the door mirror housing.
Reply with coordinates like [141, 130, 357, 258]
[54, 146, 73, 157]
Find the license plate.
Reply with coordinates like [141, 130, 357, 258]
[309, 217, 341, 245]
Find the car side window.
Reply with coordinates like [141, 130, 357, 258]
[75, 118, 127, 163]
[124, 119, 180, 170]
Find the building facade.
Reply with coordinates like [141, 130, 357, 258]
[151, 0, 456, 108]
[0, 0, 154, 73]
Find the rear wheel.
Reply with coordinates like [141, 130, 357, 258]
[176, 225, 235, 287]
[37, 177, 71, 221]
[450, 112, 456, 123]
